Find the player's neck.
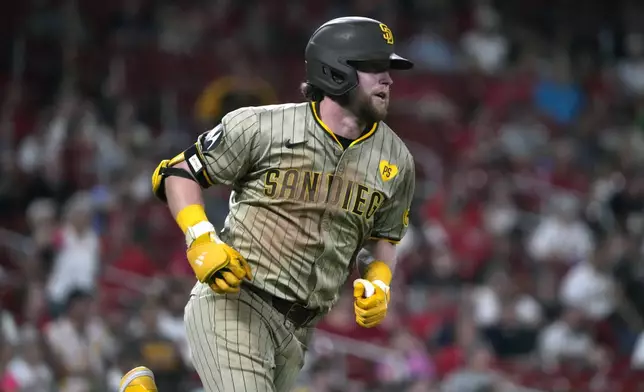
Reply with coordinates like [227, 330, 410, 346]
[319, 98, 365, 140]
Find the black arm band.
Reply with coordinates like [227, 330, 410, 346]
[162, 167, 195, 181]
[184, 143, 214, 189]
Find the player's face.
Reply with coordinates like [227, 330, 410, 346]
[349, 61, 393, 122]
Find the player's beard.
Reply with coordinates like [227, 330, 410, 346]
[348, 88, 388, 124]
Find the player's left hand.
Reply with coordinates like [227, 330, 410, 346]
[186, 233, 252, 294]
[352, 279, 390, 328]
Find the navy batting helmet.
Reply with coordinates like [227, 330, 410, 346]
[305, 16, 413, 96]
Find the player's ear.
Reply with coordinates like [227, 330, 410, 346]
[300, 82, 324, 102]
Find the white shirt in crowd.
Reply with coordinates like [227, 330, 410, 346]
[158, 310, 192, 367]
[46, 225, 100, 305]
[461, 30, 508, 74]
[538, 320, 597, 367]
[471, 286, 542, 327]
[528, 217, 595, 264]
[559, 262, 616, 320]
[3, 356, 54, 392]
[44, 317, 114, 392]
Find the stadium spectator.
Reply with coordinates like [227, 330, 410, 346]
[45, 192, 100, 315]
[537, 307, 605, 369]
[471, 269, 542, 329]
[194, 56, 277, 128]
[527, 193, 594, 265]
[460, 3, 508, 75]
[440, 343, 504, 392]
[124, 296, 187, 391]
[559, 237, 618, 322]
[43, 289, 114, 392]
[1, 326, 54, 392]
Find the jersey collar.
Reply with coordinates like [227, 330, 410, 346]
[309, 101, 378, 150]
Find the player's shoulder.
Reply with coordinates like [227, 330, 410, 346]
[220, 106, 260, 129]
[221, 103, 307, 130]
[224, 102, 306, 120]
[378, 121, 414, 168]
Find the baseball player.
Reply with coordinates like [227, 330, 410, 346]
[119, 16, 415, 392]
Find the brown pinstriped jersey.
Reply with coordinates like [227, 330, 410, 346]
[186, 101, 415, 311]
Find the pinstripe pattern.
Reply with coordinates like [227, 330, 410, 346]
[197, 102, 414, 311]
[186, 102, 414, 390]
[185, 283, 312, 392]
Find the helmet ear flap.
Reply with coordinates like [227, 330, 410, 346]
[322, 65, 347, 84]
[305, 55, 358, 96]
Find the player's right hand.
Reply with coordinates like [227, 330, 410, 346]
[353, 279, 390, 328]
[186, 233, 252, 294]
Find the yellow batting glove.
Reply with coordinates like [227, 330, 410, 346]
[353, 261, 392, 328]
[178, 205, 252, 293]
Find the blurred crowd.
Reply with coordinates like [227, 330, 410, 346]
[2, 0, 644, 391]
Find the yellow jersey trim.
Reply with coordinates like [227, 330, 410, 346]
[310, 102, 378, 150]
[194, 142, 215, 186]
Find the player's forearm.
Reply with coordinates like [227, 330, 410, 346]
[357, 240, 397, 283]
[165, 161, 208, 233]
[356, 247, 374, 275]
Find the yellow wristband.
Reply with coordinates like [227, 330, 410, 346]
[363, 261, 392, 286]
[175, 204, 208, 233]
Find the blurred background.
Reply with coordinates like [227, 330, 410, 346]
[2, 0, 644, 391]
